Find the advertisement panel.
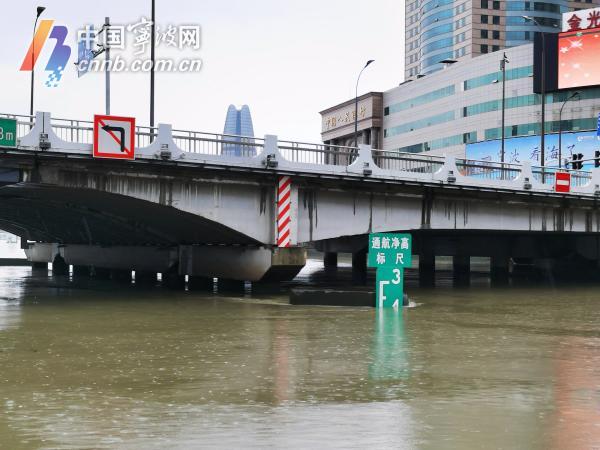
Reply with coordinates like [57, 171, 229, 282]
[558, 27, 600, 90]
[466, 131, 600, 169]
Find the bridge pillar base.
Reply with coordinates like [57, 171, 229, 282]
[324, 252, 338, 270]
[352, 249, 367, 285]
[419, 252, 435, 287]
[111, 269, 132, 283]
[453, 256, 470, 286]
[52, 256, 69, 277]
[188, 276, 214, 291]
[92, 267, 111, 279]
[163, 273, 185, 289]
[31, 262, 48, 273]
[218, 278, 246, 293]
[490, 256, 510, 286]
[135, 271, 157, 285]
[72, 265, 90, 278]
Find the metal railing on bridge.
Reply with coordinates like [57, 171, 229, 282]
[4, 111, 597, 195]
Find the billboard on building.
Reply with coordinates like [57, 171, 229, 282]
[466, 131, 600, 169]
[558, 7, 600, 90]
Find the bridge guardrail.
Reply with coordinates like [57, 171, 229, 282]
[172, 130, 264, 157]
[374, 150, 445, 174]
[7, 110, 600, 198]
[456, 159, 522, 181]
[278, 141, 358, 166]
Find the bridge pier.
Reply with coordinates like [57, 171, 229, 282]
[31, 262, 47, 273]
[111, 269, 132, 283]
[490, 255, 510, 286]
[419, 251, 435, 287]
[92, 267, 111, 279]
[135, 271, 158, 285]
[218, 278, 246, 293]
[324, 252, 338, 270]
[163, 273, 185, 289]
[351, 249, 367, 285]
[453, 255, 471, 286]
[188, 276, 214, 291]
[72, 265, 90, 278]
[52, 256, 69, 276]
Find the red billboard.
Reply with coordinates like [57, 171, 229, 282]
[558, 27, 600, 89]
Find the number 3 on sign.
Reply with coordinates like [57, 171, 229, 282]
[392, 268, 401, 284]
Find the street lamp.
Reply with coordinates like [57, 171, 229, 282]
[500, 53, 509, 164]
[354, 59, 374, 147]
[558, 91, 580, 168]
[150, 0, 156, 137]
[523, 15, 547, 175]
[29, 6, 46, 121]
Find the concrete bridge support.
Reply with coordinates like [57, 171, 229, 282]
[92, 267, 111, 279]
[111, 269, 132, 283]
[135, 271, 158, 285]
[52, 255, 68, 276]
[419, 251, 435, 287]
[453, 255, 471, 286]
[72, 265, 90, 278]
[188, 276, 214, 291]
[31, 262, 47, 273]
[218, 278, 246, 293]
[491, 255, 510, 286]
[324, 252, 338, 270]
[352, 249, 367, 285]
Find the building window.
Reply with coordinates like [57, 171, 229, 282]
[481, 44, 489, 53]
[492, 45, 500, 52]
[492, 30, 500, 39]
[492, 15, 500, 25]
[481, 15, 488, 23]
[481, 29, 488, 38]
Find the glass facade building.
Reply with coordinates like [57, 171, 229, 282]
[222, 105, 256, 157]
[405, 0, 600, 79]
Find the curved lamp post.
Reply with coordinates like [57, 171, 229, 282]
[354, 60, 374, 147]
[30, 6, 46, 120]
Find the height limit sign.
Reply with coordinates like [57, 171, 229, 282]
[368, 233, 412, 309]
[93, 115, 136, 160]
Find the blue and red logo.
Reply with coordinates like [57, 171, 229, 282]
[20, 20, 71, 87]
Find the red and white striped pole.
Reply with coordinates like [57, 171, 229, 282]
[277, 176, 292, 247]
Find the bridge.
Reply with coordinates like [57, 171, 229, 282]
[1, 110, 600, 288]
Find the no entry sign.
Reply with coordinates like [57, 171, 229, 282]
[93, 115, 135, 160]
[555, 171, 571, 193]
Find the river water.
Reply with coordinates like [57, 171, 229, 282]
[1, 260, 600, 449]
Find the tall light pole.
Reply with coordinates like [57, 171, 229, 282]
[523, 16, 546, 175]
[354, 59, 374, 147]
[30, 6, 46, 121]
[150, 0, 156, 136]
[500, 52, 509, 164]
[558, 91, 580, 168]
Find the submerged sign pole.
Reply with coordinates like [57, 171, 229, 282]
[368, 233, 412, 309]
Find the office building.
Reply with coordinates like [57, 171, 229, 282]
[321, 44, 600, 162]
[405, 0, 600, 79]
[223, 104, 256, 156]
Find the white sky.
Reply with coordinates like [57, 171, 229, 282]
[0, 0, 405, 143]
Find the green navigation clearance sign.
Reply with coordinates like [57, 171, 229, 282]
[0, 118, 16, 148]
[367, 233, 412, 268]
[368, 233, 412, 309]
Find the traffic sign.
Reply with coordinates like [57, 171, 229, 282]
[555, 171, 571, 193]
[376, 267, 404, 309]
[0, 118, 17, 148]
[93, 114, 135, 160]
[367, 233, 412, 268]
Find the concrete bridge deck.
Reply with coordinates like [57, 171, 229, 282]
[1, 111, 600, 285]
